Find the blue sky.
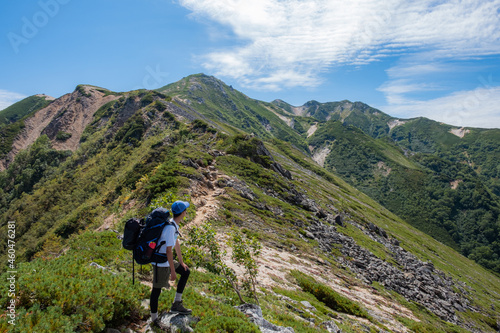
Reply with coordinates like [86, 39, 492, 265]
[1, 0, 500, 128]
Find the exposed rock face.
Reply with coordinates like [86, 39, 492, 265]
[42, 87, 120, 151]
[449, 127, 470, 138]
[0, 86, 119, 170]
[312, 146, 331, 167]
[306, 220, 474, 325]
[387, 119, 407, 130]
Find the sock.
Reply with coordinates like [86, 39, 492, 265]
[151, 312, 158, 321]
[174, 293, 182, 302]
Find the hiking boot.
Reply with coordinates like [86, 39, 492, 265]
[170, 301, 192, 315]
[151, 318, 169, 330]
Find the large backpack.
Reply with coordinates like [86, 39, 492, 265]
[133, 207, 174, 265]
[122, 217, 145, 251]
[122, 207, 177, 283]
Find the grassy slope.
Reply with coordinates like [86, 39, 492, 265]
[306, 118, 500, 272]
[0, 95, 51, 127]
[157, 74, 309, 152]
[0, 95, 52, 157]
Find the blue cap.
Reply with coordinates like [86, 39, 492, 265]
[171, 200, 190, 215]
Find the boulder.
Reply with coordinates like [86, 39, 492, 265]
[236, 304, 295, 333]
[145, 313, 199, 333]
[321, 321, 342, 333]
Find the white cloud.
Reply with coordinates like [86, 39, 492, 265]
[378, 79, 440, 104]
[0, 89, 27, 111]
[179, 0, 500, 128]
[378, 55, 500, 128]
[381, 85, 500, 129]
[386, 62, 454, 79]
[179, 0, 500, 89]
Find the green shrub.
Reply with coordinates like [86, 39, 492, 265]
[0, 135, 71, 204]
[217, 155, 287, 193]
[185, 223, 262, 305]
[140, 93, 154, 107]
[76, 85, 91, 97]
[0, 231, 149, 332]
[396, 316, 467, 333]
[190, 119, 217, 134]
[466, 310, 499, 331]
[114, 113, 145, 146]
[146, 146, 180, 197]
[154, 100, 166, 111]
[225, 135, 273, 168]
[56, 131, 72, 141]
[291, 270, 371, 320]
[12, 305, 79, 333]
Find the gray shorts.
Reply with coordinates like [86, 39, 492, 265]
[152, 262, 179, 289]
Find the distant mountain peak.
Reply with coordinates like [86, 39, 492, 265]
[0, 85, 122, 170]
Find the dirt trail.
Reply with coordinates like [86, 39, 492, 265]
[102, 166, 417, 332]
[188, 182, 224, 227]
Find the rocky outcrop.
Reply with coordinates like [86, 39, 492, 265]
[321, 321, 342, 333]
[306, 220, 474, 325]
[236, 304, 295, 333]
[144, 313, 199, 332]
[42, 86, 120, 151]
[252, 139, 292, 180]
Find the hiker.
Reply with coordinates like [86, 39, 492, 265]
[150, 200, 192, 324]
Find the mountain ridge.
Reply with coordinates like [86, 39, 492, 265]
[2, 75, 499, 272]
[1, 74, 499, 332]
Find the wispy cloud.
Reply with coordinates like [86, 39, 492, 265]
[378, 56, 500, 128]
[381, 85, 500, 129]
[179, 0, 500, 90]
[0, 89, 27, 111]
[378, 79, 441, 104]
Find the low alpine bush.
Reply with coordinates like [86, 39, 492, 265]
[291, 270, 372, 320]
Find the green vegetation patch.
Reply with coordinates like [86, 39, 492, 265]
[0, 231, 149, 333]
[56, 131, 72, 141]
[76, 85, 92, 97]
[0, 95, 51, 127]
[0, 95, 52, 157]
[291, 270, 372, 320]
[217, 154, 290, 195]
[0, 135, 71, 207]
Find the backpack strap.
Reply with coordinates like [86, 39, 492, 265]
[168, 220, 182, 238]
[150, 221, 179, 266]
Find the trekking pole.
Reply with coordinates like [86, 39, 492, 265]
[132, 252, 135, 285]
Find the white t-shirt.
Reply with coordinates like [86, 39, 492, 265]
[153, 218, 179, 267]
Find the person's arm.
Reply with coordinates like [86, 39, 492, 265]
[166, 246, 176, 281]
[174, 238, 188, 270]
